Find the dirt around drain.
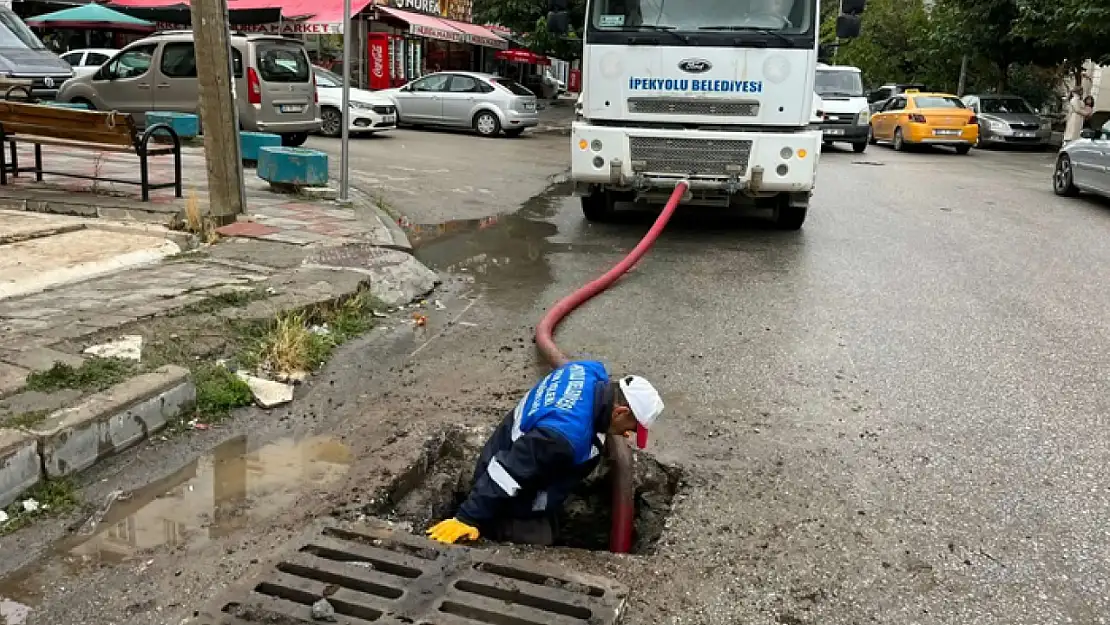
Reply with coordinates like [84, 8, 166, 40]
[362, 430, 682, 554]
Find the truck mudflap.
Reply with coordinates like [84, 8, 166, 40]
[570, 123, 821, 195]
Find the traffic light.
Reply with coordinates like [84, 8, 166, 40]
[547, 0, 569, 34]
[836, 0, 865, 38]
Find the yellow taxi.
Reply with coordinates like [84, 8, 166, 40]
[868, 90, 979, 154]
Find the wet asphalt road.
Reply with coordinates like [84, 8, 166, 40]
[4, 129, 1110, 625]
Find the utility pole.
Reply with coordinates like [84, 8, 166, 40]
[191, 0, 245, 224]
[957, 54, 969, 97]
[339, 0, 352, 202]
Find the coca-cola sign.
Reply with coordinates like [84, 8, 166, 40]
[368, 38, 390, 90]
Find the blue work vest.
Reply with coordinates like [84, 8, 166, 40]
[510, 360, 610, 464]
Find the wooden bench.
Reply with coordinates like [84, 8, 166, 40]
[0, 88, 182, 202]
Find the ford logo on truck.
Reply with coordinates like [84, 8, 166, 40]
[678, 58, 712, 73]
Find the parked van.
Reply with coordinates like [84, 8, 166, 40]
[815, 63, 871, 153]
[0, 6, 73, 99]
[57, 31, 320, 146]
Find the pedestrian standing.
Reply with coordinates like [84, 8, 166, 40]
[1081, 95, 1096, 129]
[1064, 90, 1092, 141]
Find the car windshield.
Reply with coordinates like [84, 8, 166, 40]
[913, 96, 964, 109]
[0, 9, 46, 50]
[590, 0, 816, 34]
[314, 68, 342, 87]
[815, 70, 863, 97]
[980, 97, 1034, 115]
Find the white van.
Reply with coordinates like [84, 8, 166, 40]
[815, 63, 870, 153]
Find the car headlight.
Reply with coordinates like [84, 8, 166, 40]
[988, 120, 1006, 131]
[857, 109, 870, 125]
[350, 101, 373, 111]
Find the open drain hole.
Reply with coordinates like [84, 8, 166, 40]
[365, 430, 682, 554]
[253, 581, 384, 621]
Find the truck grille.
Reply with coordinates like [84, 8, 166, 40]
[627, 98, 759, 116]
[629, 136, 753, 177]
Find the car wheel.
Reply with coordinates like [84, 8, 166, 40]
[473, 111, 501, 137]
[868, 125, 877, 145]
[1053, 154, 1080, 197]
[954, 144, 972, 155]
[852, 141, 867, 153]
[504, 128, 524, 138]
[281, 132, 308, 147]
[893, 127, 906, 151]
[581, 189, 616, 222]
[320, 107, 342, 137]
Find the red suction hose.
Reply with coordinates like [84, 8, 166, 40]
[534, 181, 688, 553]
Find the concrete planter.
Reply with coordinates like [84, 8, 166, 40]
[257, 147, 328, 187]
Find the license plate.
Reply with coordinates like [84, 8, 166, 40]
[523, 102, 535, 111]
[934, 129, 959, 136]
[383, 115, 396, 124]
[279, 104, 303, 113]
[823, 128, 844, 136]
[1014, 131, 1035, 138]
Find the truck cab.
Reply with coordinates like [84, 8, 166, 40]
[815, 63, 870, 153]
[548, 0, 867, 229]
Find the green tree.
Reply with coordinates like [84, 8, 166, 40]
[824, 0, 936, 87]
[473, 0, 584, 57]
[1015, 0, 1110, 73]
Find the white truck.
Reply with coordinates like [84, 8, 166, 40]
[814, 63, 871, 153]
[547, 0, 866, 229]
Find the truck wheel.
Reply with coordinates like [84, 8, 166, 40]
[852, 141, 867, 153]
[581, 189, 616, 222]
[954, 144, 972, 155]
[773, 195, 807, 230]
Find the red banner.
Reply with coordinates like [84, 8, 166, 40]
[368, 36, 391, 90]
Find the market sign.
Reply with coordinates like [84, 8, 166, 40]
[410, 22, 464, 41]
[389, 0, 441, 16]
[155, 20, 343, 34]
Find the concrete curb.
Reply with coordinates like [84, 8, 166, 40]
[0, 428, 41, 508]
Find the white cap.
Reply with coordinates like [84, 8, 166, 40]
[618, 375, 664, 429]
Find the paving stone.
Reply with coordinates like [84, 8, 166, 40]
[0, 362, 29, 395]
[216, 222, 282, 238]
[0, 347, 84, 372]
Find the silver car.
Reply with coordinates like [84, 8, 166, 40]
[57, 31, 319, 146]
[384, 71, 538, 138]
[961, 94, 1052, 148]
[1053, 120, 1110, 199]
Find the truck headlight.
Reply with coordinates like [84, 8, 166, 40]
[857, 110, 870, 125]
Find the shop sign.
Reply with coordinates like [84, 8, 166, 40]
[466, 34, 507, 49]
[157, 21, 344, 34]
[389, 0, 442, 15]
[410, 23, 464, 42]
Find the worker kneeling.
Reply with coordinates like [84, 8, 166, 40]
[427, 360, 664, 546]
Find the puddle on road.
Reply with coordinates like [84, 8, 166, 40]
[405, 180, 595, 296]
[0, 435, 352, 615]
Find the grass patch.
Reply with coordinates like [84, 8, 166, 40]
[193, 363, 253, 422]
[0, 478, 79, 536]
[1, 409, 49, 429]
[250, 291, 381, 377]
[24, 358, 134, 393]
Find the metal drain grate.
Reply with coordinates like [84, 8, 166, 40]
[198, 521, 628, 625]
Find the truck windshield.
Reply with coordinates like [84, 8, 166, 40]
[590, 0, 815, 35]
[815, 70, 863, 97]
[0, 9, 46, 50]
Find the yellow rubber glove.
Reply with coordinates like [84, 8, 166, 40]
[427, 518, 480, 544]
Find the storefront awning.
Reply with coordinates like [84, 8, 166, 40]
[376, 6, 464, 43]
[444, 21, 507, 49]
[110, 0, 372, 33]
[495, 48, 550, 66]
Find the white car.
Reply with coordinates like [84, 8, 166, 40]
[59, 48, 118, 78]
[312, 66, 396, 137]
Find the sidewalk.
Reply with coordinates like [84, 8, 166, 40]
[0, 142, 438, 511]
